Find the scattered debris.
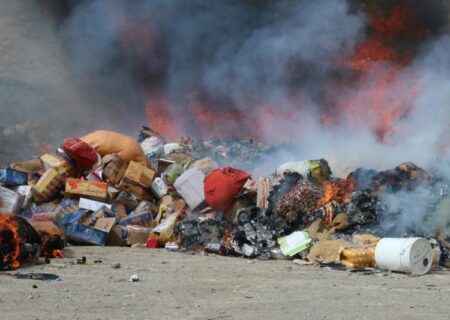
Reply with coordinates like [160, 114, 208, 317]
[129, 273, 139, 282]
[0, 272, 61, 281]
[76, 257, 87, 265]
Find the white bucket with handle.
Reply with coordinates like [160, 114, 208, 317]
[375, 237, 432, 275]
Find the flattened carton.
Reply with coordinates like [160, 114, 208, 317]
[65, 178, 108, 201]
[10, 159, 44, 175]
[0, 186, 22, 213]
[118, 161, 156, 200]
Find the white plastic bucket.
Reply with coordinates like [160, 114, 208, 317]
[375, 237, 432, 275]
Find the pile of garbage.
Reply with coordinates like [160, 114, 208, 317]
[0, 126, 448, 275]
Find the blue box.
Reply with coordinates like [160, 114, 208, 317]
[63, 223, 108, 246]
[119, 211, 153, 227]
[61, 210, 108, 246]
[0, 168, 28, 186]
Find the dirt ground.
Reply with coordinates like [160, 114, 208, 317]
[1, 246, 450, 320]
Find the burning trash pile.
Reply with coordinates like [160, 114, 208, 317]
[0, 127, 448, 276]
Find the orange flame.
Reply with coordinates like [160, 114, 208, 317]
[40, 232, 64, 259]
[317, 178, 356, 207]
[0, 214, 21, 269]
[144, 4, 428, 144]
[334, 4, 424, 142]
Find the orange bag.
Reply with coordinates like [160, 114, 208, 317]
[204, 167, 251, 212]
[80, 130, 147, 167]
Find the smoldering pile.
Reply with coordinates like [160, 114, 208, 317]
[1, 126, 449, 276]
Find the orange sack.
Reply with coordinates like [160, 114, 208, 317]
[80, 130, 147, 167]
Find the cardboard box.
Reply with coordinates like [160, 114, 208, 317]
[119, 211, 153, 228]
[115, 192, 140, 212]
[0, 186, 22, 213]
[190, 157, 218, 174]
[174, 168, 205, 209]
[107, 186, 120, 199]
[122, 161, 156, 187]
[32, 168, 65, 204]
[63, 223, 108, 246]
[112, 201, 128, 220]
[79, 198, 112, 211]
[102, 154, 127, 185]
[10, 159, 44, 175]
[65, 178, 108, 201]
[157, 159, 176, 176]
[118, 161, 156, 200]
[40, 153, 74, 177]
[159, 195, 186, 213]
[94, 217, 117, 233]
[126, 225, 152, 245]
[107, 225, 127, 246]
[31, 221, 62, 236]
[12, 185, 33, 209]
[120, 183, 152, 201]
[0, 168, 28, 186]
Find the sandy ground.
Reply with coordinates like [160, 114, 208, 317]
[1, 246, 450, 320]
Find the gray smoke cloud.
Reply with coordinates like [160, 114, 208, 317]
[57, 0, 450, 174]
[60, 0, 365, 112]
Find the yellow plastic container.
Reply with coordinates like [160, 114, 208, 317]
[339, 245, 376, 268]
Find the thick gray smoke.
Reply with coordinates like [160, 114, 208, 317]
[61, 0, 365, 113]
[57, 0, 450, 172]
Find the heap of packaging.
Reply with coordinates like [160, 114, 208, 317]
[0, 126, 447, 276]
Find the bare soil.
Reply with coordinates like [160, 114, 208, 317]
[1, 246, 450, 320]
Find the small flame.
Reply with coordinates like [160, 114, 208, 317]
[317, 178, 356, 207]
[40, 232, 65, 258]
[50, 249, 64, 258]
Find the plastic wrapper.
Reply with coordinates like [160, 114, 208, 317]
[161, 163, 184, 184]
